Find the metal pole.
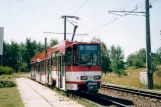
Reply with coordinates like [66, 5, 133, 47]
[64, 16, 66, 40]
[145, 0, 153, 89]
[0, 55, 2, 66]
[71, 26, 78, 42]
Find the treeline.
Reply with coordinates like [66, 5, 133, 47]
[1, 38, 161, 76]
[2, 38, 58, 72]
[127, 48, 161, 69]
[101, 39, 161, 75]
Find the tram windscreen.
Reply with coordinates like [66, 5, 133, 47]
[78, 44, 100, 66]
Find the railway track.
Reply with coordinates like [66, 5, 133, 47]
[31, 78, 133, 107]
[101, 84, 161, 100]
[71, 91, 130, 107]
[33, 79, 131, 107]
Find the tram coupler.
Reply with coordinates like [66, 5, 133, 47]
[87, 82, 98, 92]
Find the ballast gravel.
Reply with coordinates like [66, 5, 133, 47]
[99, 88, 161, 107]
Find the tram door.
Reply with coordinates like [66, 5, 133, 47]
[56, 53, 65, 90]
[47, 58, 51, 84]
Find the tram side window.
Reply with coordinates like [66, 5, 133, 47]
[54, 52, 57, 66]
[31, 64, 33, 71]
[62, 55, 66, 66]
[48, 58, 51, 71]
[40, 62, 42, 72]
[51, 57, 53, 67]
[52, 52, 57, 66]
[39, 62, 41, 72]
[73, 45, 78, 66]
[40, 61, 44, 72]
[31, 63, 36, 71]
[66, 47, 72, 66]
[38, 62, 40, 72]
[47, 58, 51, 72]
[47, 59, 49, 71]
[42, 61, 44, 72]
[34, 63, 37, 71]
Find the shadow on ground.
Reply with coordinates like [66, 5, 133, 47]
[96, 92, 134, 106]
[70, 91, 134, 106]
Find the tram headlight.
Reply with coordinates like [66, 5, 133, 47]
[80, 76, 88, 80]
[94, 75, 101, 80]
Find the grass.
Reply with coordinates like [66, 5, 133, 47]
[103, 67, 161, 90]
[0, 72, 28, 80]
[153, 68, 161, 89]
[0, 87, 24, 107]
[102, 67, 146, 88]
[0, 73, 25, 107]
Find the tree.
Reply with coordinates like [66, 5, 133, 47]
[127, 48, 146, 68]
[3, 38, 59, 72]
[100, 41, 111, 73]
[110, 45, 124, 75]
[19, 43, 28, 72]
[127, 54, 135, 66]
[151, 53, 161, 71]
[132, 58, 144, 68]
[35, 42, 44, 55]
[156, 47, 161, 64]
[24, 38, 37, 71]
[50, 39, 58, 47]
[3, 42, 11, 67]
[157, 47, 161, 57]
[152, 53, 160, 65]
[137, 48, 146, 63]
[3, 41, 20, 71]
[10, 41, 20, 71]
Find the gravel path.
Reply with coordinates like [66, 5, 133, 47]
[16, 78, 84, 107]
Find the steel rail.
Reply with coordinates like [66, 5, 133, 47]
[71, 91, 128, 107]
[101, 84, 161, 100]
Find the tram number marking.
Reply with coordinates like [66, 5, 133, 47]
[88, 76, 93, 79]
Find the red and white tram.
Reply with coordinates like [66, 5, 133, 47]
[31, 40, 101, 92]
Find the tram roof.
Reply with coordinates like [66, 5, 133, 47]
[31, 40, 100, 63]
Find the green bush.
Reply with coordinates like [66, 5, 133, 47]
[0, 80, 16, 88]
[18, 62, 29, 72]
[0, 66, 15, 75]
[133, 58, 145, 68]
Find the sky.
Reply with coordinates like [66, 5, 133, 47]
[0, 0, 161, 58]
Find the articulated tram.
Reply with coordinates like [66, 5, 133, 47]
[31, 40, 101, 92]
